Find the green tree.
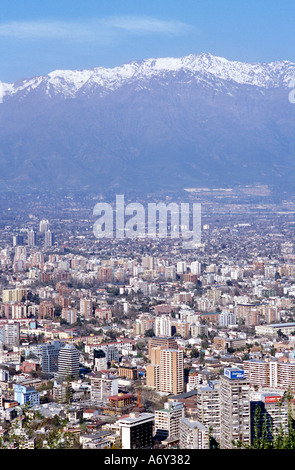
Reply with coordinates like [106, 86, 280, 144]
[236, 390, 295, 449]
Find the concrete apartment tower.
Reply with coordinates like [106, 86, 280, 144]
[57, 344, 80, 379]
[220, 368, 251, 449]
[117, 412, 154, 449]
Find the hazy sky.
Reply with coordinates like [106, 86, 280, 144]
[0, 0, 294, 82]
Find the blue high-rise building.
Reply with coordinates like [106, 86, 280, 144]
[14, 384, 40, 407]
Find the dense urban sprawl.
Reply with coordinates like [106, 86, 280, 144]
[0, 190, 294, 449]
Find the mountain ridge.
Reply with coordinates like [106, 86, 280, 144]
[2, 52, 295, 101]
[0, 53, 294, 195]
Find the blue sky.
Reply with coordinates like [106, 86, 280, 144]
[0, 0, 294, 82]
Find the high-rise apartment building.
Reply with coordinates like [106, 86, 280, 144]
[154, 316, 172, 337]
[80, 298, 93, 319]
[27, 229, 37, 247]
[146, 337, 184, 394]
[179, 417, 209, 449]
[29, 251, 44, 268]
[171, 319, 190, 338]
[220, 368, 250, 449]
[177, 261, 187, 274]
[142, 255, 155, 270]
[12, 234, 24, 247]
[2, 322, 20, 347]
[90, 372, 118, 403]
[190, 321, 208, 338]
[2, 288, 27, 303]
[133, 313, 154, 336]
[97, 344, 120, 366]
[154, 401, 184, 442]
[14, 246, 27, 262]
[39, 219, 49, 232]
[61, 307, 77, 325]
[44, 230, 54, 248]
[196, 381, 221, 444]
[190, 261, 201, 275]
[53, 380, 73, 404]
[244, 359, 295, 390]
[117, 412, 154, 449]
[164, 265, 176, 281]
[218, 310, 237, 327]
[146, 363, 160, 390]
[99, 266, 113, 283]
[250, 392, 289, 444]
[159, 349, 185, 395]
[57, 344, 80, 379]
[14, 384, 40, 407]
[148, 337, 178, 359]
[38, 300, 55, 319]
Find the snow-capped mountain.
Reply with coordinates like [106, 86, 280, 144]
[2, 53, 295, 100]
[0, 53, 294, 194]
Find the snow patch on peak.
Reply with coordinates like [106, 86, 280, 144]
[47, 69, 94, 95]
[0, 82, 14, 102]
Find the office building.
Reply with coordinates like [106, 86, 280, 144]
[42, 341, 64, 375]
[255, 323, 295, 338]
